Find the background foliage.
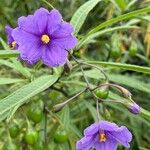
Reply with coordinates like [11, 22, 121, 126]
[0, 0, 150, 150]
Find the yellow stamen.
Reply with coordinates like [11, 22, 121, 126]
[11, 41, 17, 49]
[41, 34, 50, 44]
[99, 133, 106, 142]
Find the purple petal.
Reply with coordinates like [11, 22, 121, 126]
[12, 27, 39, 45]
[99, 121, 119, 131]
[47, 9, 62, 35]
[129, 102, 140, 114]
[12, 28, 41, 64]
[34, 8, 49, 33]
[76, 136, 94, 150]
[84, 122, 100, 136]
[18, 43, 42, 64]
[51, 22, 74, 38]
[109, 126, 132, 148]
[42, 42, 67, 67]
[94, 135, 118, 150]
[18, 15, 40, 35]
[53, 35, 77, 49]
[5, 25, 14, 44]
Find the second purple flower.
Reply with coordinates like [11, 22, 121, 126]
[76, 121, 132, 150]
[12, 8, 77, 67]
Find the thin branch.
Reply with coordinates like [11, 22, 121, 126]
[53, 88, 88, 112]
[92, 83, 132, 98]
[81, 62, 108, 81]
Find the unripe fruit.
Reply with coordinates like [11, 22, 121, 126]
[95, 88, 109, 99]
[54, 128, 68, 143]
[9, 124, 20, 138]
[129, 41, 137, 57]
[111, 49, 121, 59]
[27, 107, 43, 124]
[24, 130, 38, 145]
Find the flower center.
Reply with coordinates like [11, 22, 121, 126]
[41, 34, 50, 44]
[99, 133, 106, 142]
[11, 41, 17, 49]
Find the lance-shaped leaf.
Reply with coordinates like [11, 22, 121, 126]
[0, 75, 59, 120]
[70, 0, 101, 35]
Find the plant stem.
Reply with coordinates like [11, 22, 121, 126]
[53, 88, 87, 112]
[43, 102, 48, 150]
[68, 52, 102, 121]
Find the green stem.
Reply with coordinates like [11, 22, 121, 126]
[43, 102, 48, 150]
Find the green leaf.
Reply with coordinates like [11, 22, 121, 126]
[84, 101, 99, 121]
[78, 25, 138, 48]
[10, 58, 31, 79]
[0, 37, 9, 50]
[0, 59, 15, 68]
[140, 108, 150, 121]
[6, 105, 20, 122]
[0, 39, 31, 78]
[0, 59, 31, 79]
[60, 106, 70, 129]
[86, 61, 150, 74]
[130, 116, 142, 147]
[71, 69, 150, 93]
[0, 75, 59, 121]
[89, 7, 150, 34]
[111, 0, 127, 11]
[126, 0, 138, 11]
[70, 68, 104, 80]
[0, 78, 24, 85]
[109, 74, 150, 93]
[70, 0, 101, 35]
[0, 50, 19, 58]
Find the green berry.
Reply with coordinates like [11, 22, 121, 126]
[27, 107, 43, 124]
[24, 130, 38, 145]
[95, 88, 109, 99]
[9, 124, 20, 138]
[54, 128, 68, 143]
[111, 49, 121, 59]
[129, 41, 137, 57]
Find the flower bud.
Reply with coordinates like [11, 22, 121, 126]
[128, 102, 140, 114]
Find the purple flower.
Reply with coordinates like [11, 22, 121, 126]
[76, 121, 132, 150]
[12, 8, 77, 66]
[128, 102, 140, 114]
[5, 25, 18, 49]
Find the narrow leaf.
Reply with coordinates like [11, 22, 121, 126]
[70, 0, 101, 34]
[0, 78, 24, 85]
[89, 7, 150, 34]
[60, 106, 70, 129]
[78, 25, 138, 48]
[0, 75, 59, 120]
[140, 108, 150, 121]
[0, 50, 19, 58]
[109, 74, 150, 93]
[86, 61, 150, 74]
